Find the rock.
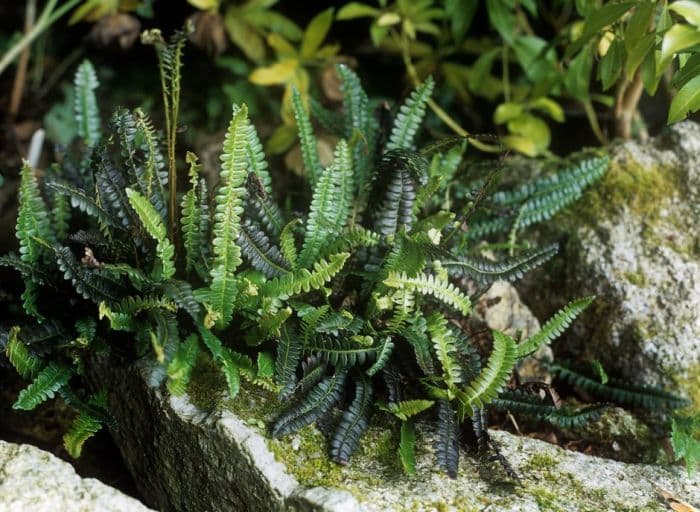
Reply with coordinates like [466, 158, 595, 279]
[88, 358, 699, 512]
[520, 121, 700, 400]
[0, 440, 153, 512]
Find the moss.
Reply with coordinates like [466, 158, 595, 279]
[567, 151, 680, 226]
[527, 452, 559, 470]
[623, 271, 646, 287]
[677, 363, 700, 415]
[186, 353, 227, 411]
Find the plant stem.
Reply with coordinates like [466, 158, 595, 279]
[582, 98, 608, 145]
[0, 0, 80, 77]
[614, 73, 644, 139]
[397, 33, 502, 153]
[9, 0, 37, 118]
[502, 46, 510, 102]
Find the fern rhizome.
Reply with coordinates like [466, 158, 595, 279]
[1, 35, 688, 478]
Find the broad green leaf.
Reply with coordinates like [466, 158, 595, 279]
[530, 97, 564, 122]
[501, 135, 538, 157]
[225, 9, 266, 62]
[377, 12, 401, 26]
[641, 45, 659, 94]
[625, 32, 656, 80]
[301, 8, 334, 58]
[659, 24, 700, 73]
[468, 48, 499, 94]
[506, 113, 550, 155]
[567, 2, 635, 57]
[250, 59, 298, 85]
[493, 102, 524, 124]
[600, 39, 624, 90]
[257, 352, 275, 378]
[446, 0, 477, 42]
[668, 74, 700, 123]
[624, 2, 655, 47]
[565, 48, 593, 99]
[487, 0, 515, 44]
[670, 0, 700, 27]
[337, 2, 379, 20]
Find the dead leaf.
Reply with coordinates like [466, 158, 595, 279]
[659, 487, 699, 512]
[89, 13, 140, 49]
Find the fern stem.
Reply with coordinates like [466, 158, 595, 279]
[396, 33, 502, 154]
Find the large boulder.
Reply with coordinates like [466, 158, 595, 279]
[87, 356, 698, 512]
[521, 121, 700, 401]
[0, 440, 153, 512]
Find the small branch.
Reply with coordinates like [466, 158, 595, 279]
[9, 0, 37, 118]
[582, 98, 609, 145]
[615, 73, 644, 140]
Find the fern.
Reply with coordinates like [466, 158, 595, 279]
[372, 153, 419, 236]
[74, 59, 101, 147]
[456, 331, 517, 417]
[549, 363, 690, 409]
[181, 152, 205, 274]
[46, 181, 116, 234]
[515, 296, 594, 359]
[380, 399, 435, 420]
[206, 104, 249, 328]
[492, 389, 607, 428]
[384, 272, 471, 315]
[366, 337, 394, 376]
[132, 109, 168, 223]
[386, 76, 434, 151]
[331, 375, 373, 464]
[63, 411, 103, 458]
[292, 88, 322, 187]
[271, 369, 347, 437]
[426, 313, 462, 387]
[126, 188, 175, 280]
[167, 334, 200, 396]
[305, 338, 377, 367]
[14, 362, 72, 410]
[444, 244, 558, 285]
[238, 219, 290, 278]
[398, 420, 417, 476]
[54, 245, 120, 304]
[263, 252, 349, 299]
[436, 400, 459, 478]
[275, 325, 302, 395]
[5, 326, 42, 379]
[671, 415, 700, 477]
[279, 219, 300, 268]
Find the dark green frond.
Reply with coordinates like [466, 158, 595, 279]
[436, 400, 459, 478]
[386, 77, 434, 151]
[262, 252, 349, 299]
[14, 362, 72, 410]
[238, 219, 290, 278]
[275, 325, 302, 396]
[331, 375, 373, 464]
[292, 88, 322, 187]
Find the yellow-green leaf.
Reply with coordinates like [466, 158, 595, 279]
[493, 102, 524, 124]
[668, 74, 700, 123]
[660, 24, 700, 73]
[188, 0, 220, 11]
[301, 7, 334, 58]
[266, 124, 297, 154]
[530, 97, 565, 122]
[337, 2, 379, 20]
[670, 0, 700, 27]
[250, 59, 299, 85]
[225, 9, 266, 62]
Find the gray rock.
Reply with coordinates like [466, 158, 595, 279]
[0, 440, 153, 512]
[88, 358, 699, 512]
[530, 121, 700, 396]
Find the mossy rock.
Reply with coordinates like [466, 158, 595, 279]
[87, 356, 699, 512]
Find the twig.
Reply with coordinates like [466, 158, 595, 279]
[9, 0, 37, 118]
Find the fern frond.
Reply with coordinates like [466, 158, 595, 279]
[207, 104, 250, 328]
[372, 153, 419, 236]
[46, 181, 116, 234]
[276, 325, 302, 395]
[94, 158, 137, 232]
[74, 60, 101, 147]
[426, 313, 463, 386]
[384, 272, 471, 315]
[436, 400, 459, 478]
[386, 77, 434, 151]
[13, 362, 72, 410]
[126, 188, 175, 280]
[5, 326, 42, 379]
[549, 363, 689, 409]
[238, 219, 290, 278]
[400, 316, 436, 376]
[322, 226, 381, 257]
[181, 152, 204, 274]
[279, 218, 300, 268]
[63, 411, 102, 458]
[366, 337, 394, 376]
[515, 296, 594, 359]
[457, 330, 517, 418]
[162, 279, 202, 321]
[263, 252, 349, 299]
[167, 334, 199, 396]
[444, 244, 558, 286]
[331, 375, 373, 464]
[271, 369, 348, 437]
[17, 161, 55, 265]
[398, 420, 417, 476]
[305, 337, 377, 367]
[292, 88, 321, 187]
[54, 245, 120, 304]
[492, 389, 607, 428]
[381, 399, 435, 421]
[46, 170, 71, 240]
[133, 109, 168, 222]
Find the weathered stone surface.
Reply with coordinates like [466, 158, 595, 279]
[0, 440, 153, 512]
[89, 358, 699, 512]
[520, 121, 700, 400]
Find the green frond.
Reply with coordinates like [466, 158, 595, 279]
[383, 272, 471, 315]
[73, 59, 101, 147]
[380, 399, 435, 421]
[13, 362, 72, 411]
[17, 161, 54, 266]
[238, 219, 290, 278]
[263, 252, 349, 299]
[167, 334, 200, 396]
[46, 181, 116, 235]
[181, 152, 204, 274]
[162, 279, 202, 321]
[386, 76, 434, 151]
[5, 326, 43, 379]
[292, 88, 322, 187]
[366, 337, 394, 376]
[46, 171, 71, 240]
[63, 411, 103, 458]
[457, 330, 517, 417]
[207, 104, 250, 328]
[492, 389, 607, 428]
[132, 109, 168, 222]
[331, 375, 373, 464]
[337, 64, 370, 141]
[444, 244, 559, 286]
[279, 218, 300, 267]
[322, 226, 381, 257]
[244, 122, 273, 197]
[55, 245, 121, 304]
[398, 420, 417, 476]
[400, 316, 436, 376]
[328, 139, 354, 233]
[515, 296, 594, 359]
[271, 369, 347, 438]
[426, 313, 462, 386]
[275, 325, 302, 395]
[126, 188, 175, 280]
[436, 400, 459, 478]
[219, 347, 241, 399]
[305, 337, 378, 367]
